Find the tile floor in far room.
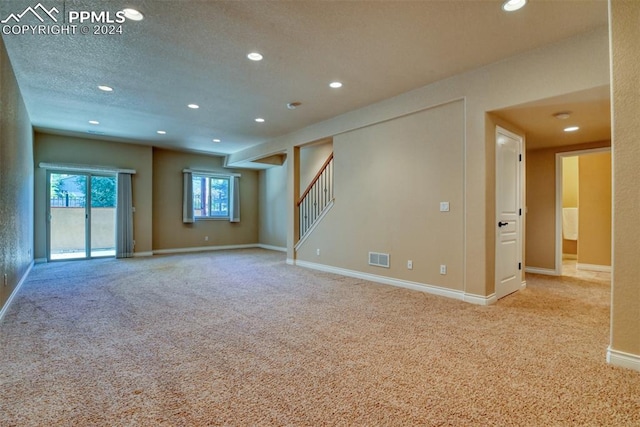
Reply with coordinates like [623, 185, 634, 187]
[562, 259, 611, 284]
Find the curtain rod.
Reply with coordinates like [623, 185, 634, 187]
[183, 168, 241, 177]
[39, 162, 136, 174]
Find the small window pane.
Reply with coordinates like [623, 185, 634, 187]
[210, 178, 229, 217]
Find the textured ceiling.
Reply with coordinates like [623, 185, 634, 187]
[1, 0, 609, 156]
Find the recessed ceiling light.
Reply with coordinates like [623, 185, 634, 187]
[502, 0, 527, 12]
[123, 8, 144, 21]
[89, 120, 100, 125]
[187, 104, 200, 109]
[564, 126, 580, 132]
[255, 118, 265, 123]
[213, 138, 221, 143]
[98, 85, 113, 92]
[329, 81, 343, 89]
[247, 52, 263, 61]
[157, 130, 167, 135]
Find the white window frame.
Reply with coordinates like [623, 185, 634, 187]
[193, 174, 231, 220]
[182, 169, 240, 223]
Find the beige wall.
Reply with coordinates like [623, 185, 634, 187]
[299, 140, 333, 198]
[229, 28, 610, 298]
[525, 142, 610, 270]
[563, 157, 579, 208]
[578, 153, 611, 266]
[297, 101, 465, 290]
[609, 0, 640, 362]
[0, 36, 33, 310]
[562, 156, 579, 256]
[152, 148, 258, 250]
[34, 133, 153, 258]
[259, 161, 287, 249]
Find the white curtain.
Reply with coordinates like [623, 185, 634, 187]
[230, 176, 240, 223]
[183, 171, 194, 223]
[116, 173, 134, 258]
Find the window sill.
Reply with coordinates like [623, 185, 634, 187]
[194, 217, 230, 221]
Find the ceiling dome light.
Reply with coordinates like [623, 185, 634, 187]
[213, 138, 221, 143]
[329, 81, 343, 89]
[98, 85, 113, 92]
[255, 118, 265, 123]
[157, 130, 167, 135]
[187, 104, 200, 109]
[247, 52, 263, 61]
[564, 126, 580, 132]
[502, 0, 527, 12]
[553, 111, 571, 120]
[123, 8, 144, 21]
[89, 120, 100, 125]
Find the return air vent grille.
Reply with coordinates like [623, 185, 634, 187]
[368, 252, 390, 268]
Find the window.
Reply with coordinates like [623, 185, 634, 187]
[183, 170, 239, 223]
[193, 175, 230, 219]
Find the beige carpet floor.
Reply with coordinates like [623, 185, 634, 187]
[1, 249, 638, 426]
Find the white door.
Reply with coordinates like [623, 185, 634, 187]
[495, 127, 523, 299]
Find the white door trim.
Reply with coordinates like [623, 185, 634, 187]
[554, 147, 611, 275]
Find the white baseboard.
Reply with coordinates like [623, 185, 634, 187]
[133, 251, 153, 257]
[525, 267, 559, 276]
[464, 293, 497, 305]
[257, 244, 287, 252]
[577, 263, 611, 273]
[0, 261, 34, 324]
[286, 258, 295, 265]
[139, 245, 286, 257]
[153, 244, 258, 255]
[607, 347, 640, 372]
[294, 260, 493, 306]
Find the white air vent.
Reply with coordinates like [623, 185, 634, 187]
[368, 252, 390, 268]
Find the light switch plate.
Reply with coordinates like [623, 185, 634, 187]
[440, 202, 450, 212]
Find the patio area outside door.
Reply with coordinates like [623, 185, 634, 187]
[47, 172, 116, 261]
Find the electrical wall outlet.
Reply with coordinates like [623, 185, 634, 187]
[407, 260, 413, 270]
[316, 248, 320, 256]
[440, 202, 450, 212]
[205, 236, 209, 241]
[440, 264, 447, 275]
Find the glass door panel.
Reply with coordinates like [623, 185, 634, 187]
[90, 175, 117, 258]
[49, 173, 88, 260]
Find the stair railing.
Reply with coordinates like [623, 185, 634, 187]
[297, 153, 334, 239]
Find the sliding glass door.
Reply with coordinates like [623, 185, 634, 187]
[47, 172, 116, 261]
[89, 175, 116, 258]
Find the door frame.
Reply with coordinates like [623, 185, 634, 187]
[46, 170, 117, 261]
[495, 126, 525, 299]
[46, 170, 90, 261]
[554, 147, 611, 275]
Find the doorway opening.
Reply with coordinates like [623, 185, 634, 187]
[47, 172, 117, 261]
[555, 148, 611, 279]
